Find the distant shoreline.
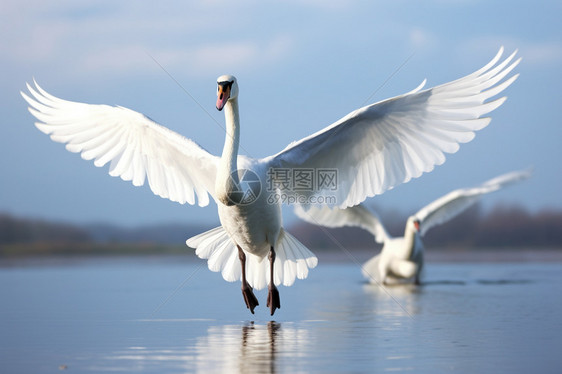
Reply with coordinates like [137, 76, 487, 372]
[317, 247, 562, 263]
[425, 247, 562, 263]
[1, 246, 561, 268]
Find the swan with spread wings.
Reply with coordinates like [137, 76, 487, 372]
[22, 47, 519, 314]
[295, 168, 531, 284]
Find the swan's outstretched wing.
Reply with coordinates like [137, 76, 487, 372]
[481, 167, 533, 189]
[294, 204, 390, 243]
[414, 168, 532, 236]
[22, 81, 218, 206]
[266, 47, 520, 210]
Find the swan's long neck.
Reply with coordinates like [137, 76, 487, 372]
[403, 221, 418, 259]
[216, 98, 240, 205]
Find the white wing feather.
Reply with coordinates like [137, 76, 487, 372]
[21, 81, 218, 206]
[481, 168, 533, 189]
[414, 168, 532, 236]
[266, 47, 520, 210]
[294, 204, 390, 243]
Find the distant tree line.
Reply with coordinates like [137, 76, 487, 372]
[1, 203, 561, 251]
[424, 204, 562, 248]
[0, 213, 206, 245]
[0, 213, 91, 244]
[0, 213, 207, 257]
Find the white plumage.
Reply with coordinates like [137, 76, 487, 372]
[186, 226, 316, 290]
[22, 47, 519, 313]
[295, 168, 531, 284]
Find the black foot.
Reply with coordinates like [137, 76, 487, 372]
[266, 284, 281, 316]
[242, 284, 259, 314]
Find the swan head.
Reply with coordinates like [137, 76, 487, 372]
[216, 75, 238, 111]
[407, 216, 421, 233]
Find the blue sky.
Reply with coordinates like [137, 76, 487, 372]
[1, 1, 561, 227]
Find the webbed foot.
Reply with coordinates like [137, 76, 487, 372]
[242, 283, 259, 314]
[266, 284, 280, 316]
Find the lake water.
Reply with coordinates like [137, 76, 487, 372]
[1, 252, 561, 373]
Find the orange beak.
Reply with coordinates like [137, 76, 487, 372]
[216, 83, 231, 111]
[414, 221, 420, 232]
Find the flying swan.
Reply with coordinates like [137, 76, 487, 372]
[22, 47, 519, 315]
[295, 168, 531, 285]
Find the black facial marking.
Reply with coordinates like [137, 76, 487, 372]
[218, 80, 233, 90]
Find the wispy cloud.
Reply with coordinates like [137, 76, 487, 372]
[409, 28, 438, 51]
[521, 42, 562, 67]
[1, 1, 297, 78]
[460, 37, 562, 68]
[166, 35, 295, 76]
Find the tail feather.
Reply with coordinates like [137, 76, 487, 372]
[281, 239, 296, 285]
[197, 236, 225, 259]
[277, 229, 318, 286]
[275, 238, 287, 286]
[248, 254, 268, 290]
[284, 231, 317, 281]
[186, 227, 318, 290]
[221, 247, 241, 282]
[187, 226, 229, 259]
[207, 240, 232, 273]
[186, 227, 239, 283]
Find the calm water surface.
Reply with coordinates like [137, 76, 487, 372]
[1, 255, 561, 373]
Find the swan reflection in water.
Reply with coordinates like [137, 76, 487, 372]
[105, 321, 310, 373]
[362, 282, 422, 318]
[195, 321, 310, 373]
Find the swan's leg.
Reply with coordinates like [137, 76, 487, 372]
[238, 245, 259, 313]
[266, 247, 280, 316]
[414, 253, 424, 285]
[414, 263, 422, 285]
